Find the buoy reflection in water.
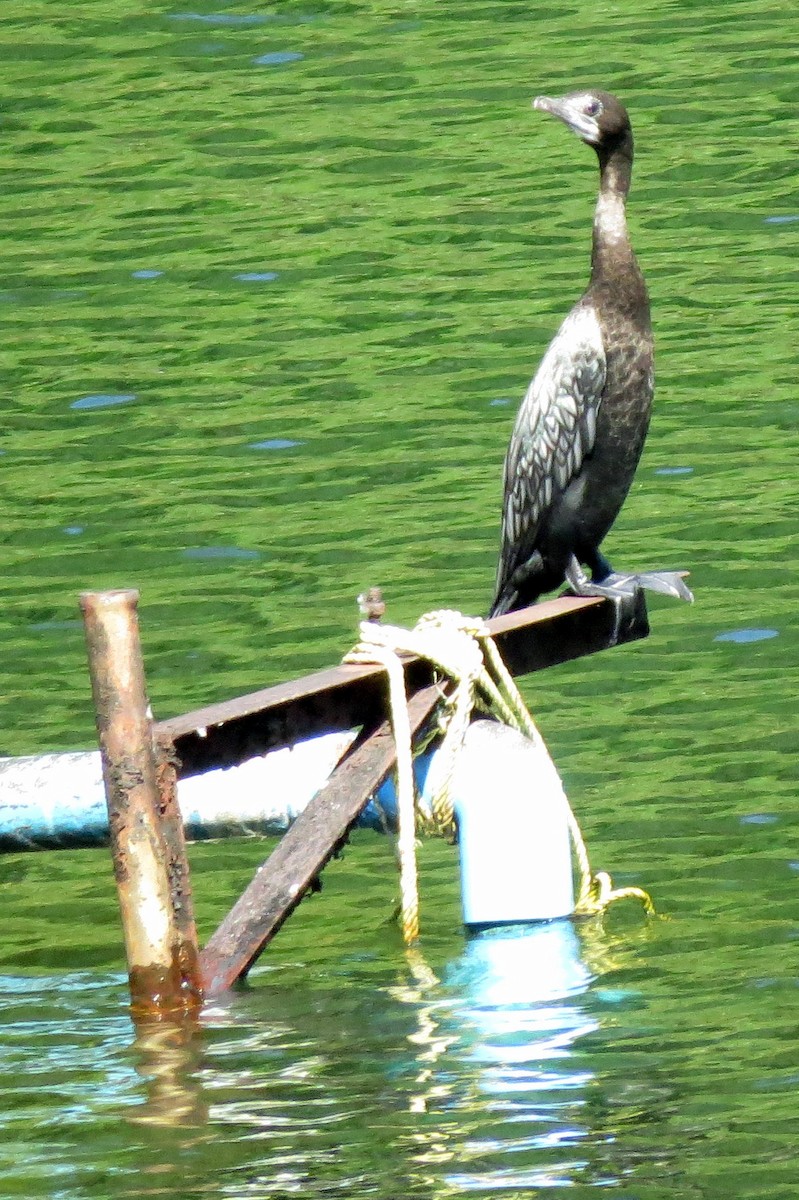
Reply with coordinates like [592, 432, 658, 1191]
[393, 922, 597, 1189]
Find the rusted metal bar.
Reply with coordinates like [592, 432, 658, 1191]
[200, 684, 442, 997]
[158, 591, 648, 778]
[153, 734, 203, 994]
[80, 590, 203, 1017]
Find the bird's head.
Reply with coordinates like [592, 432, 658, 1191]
[533, 89, 632, 159]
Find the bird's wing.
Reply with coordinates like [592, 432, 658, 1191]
[494, 303, 607, 604]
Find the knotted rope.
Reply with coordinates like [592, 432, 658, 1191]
[344, 609, 653, 942]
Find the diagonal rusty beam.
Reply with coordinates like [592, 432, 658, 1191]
[199, 684, 441, 997]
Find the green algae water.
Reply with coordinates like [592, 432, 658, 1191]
[1, 1, 798, 1196]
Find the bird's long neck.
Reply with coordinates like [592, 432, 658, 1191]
[589, 148, 647, 318]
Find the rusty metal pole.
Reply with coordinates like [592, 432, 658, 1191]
[153, 733, 203, 990]
[80, 589, 203, 1017]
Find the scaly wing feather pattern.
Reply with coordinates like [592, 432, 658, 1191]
[493, 303, 607, 609]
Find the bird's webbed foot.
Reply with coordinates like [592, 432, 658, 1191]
[565, 556, 625, 600]
[625, 570, 694, 603]
[565, 556, 694, 603]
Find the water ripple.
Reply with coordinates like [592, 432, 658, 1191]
[70, 393, 136, 411]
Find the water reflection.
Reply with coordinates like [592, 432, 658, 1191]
[168, 12, 268, 26]
[129, 1018, 208, 1128]
[234, 271, 279, 283]
[70, 393, 136, 411]
[394, 923, 599, 1191]
[180, 546, 261, 561]
[116, 925, 603, 1195]
[248, 438, 303, 450]
[714, 627, 779, 643]
[253, 51, 304, 67]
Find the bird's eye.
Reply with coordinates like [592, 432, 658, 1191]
[585, 98, 603, 117]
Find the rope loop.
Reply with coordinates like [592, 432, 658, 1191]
[575, 871, 656, 918]
[344, 608, 654, 942]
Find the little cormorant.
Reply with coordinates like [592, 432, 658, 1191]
[490, 89, 692, 616]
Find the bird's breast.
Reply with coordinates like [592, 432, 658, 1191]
[579, 311, 653, 536]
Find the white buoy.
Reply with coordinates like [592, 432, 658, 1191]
[443, 719, 575, 926]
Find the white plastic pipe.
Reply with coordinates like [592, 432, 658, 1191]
[446, 720, 575, 925]
[374, 719, 576, 924]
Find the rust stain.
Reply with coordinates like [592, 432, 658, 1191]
[129, 950, 203, 1019]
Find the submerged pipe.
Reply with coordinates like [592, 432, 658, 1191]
[80, 589, 203, 1016]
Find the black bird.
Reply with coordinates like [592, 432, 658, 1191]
[490, 89, 692, 616]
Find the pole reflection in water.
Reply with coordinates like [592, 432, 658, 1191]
[129, 1017, 209, 1128]
[397, 921, 599, 1192]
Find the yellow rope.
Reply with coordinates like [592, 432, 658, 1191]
[576, 871, 656, 917]
[345, 634, 420, 942]
[345, 614, 484, 942]
[345, 610, 654, 941]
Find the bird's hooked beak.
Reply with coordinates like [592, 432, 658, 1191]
[534, 94, 601, 145]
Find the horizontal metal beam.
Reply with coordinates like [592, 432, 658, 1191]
[156, 591, 648, 778]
